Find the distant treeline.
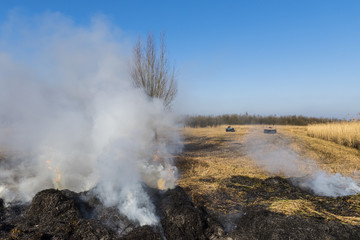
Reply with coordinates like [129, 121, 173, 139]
[184, 114, 339, 127]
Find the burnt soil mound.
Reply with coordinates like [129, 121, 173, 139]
[0, 186, 223, 240]
[1, 178, 360, 239]
[224, 176, 360, 240]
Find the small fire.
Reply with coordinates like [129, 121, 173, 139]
[140, 151, 177, 191]
[157, 178, 166, 190]
[158, 167, 176, 190]
[46, 159, 62, 189]
[151, 152, 176, 190]
[153, 154, 160, 162]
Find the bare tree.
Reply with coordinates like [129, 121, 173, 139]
[131, 33, 177, 109]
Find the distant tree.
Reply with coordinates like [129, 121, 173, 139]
[131, 32, 177, 109]
[184, 114, 339, 127]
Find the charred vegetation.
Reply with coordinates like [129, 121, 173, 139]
[0, 186, 223, 240]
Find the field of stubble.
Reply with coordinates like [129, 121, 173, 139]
[175, 125, 360, 226]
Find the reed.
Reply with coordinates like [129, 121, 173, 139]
[307, 121, 360, 149]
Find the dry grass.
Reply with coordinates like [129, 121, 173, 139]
[270, 199, 360, 225]
[281, 125, 360, 179]
[176, 125, 360, 225]
[307, 121, 360, 150]
[176, 125, 268, 213]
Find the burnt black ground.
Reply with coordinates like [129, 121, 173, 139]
[229, 206, 360, 240]
[1, 180, 360, 239]
[224, 176, 360, 240]
[0, 186, 223, 240]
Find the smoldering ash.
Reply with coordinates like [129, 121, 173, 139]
[0, 13, 181, 226]
[245, 128, 360, 197]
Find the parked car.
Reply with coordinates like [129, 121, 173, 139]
[226, 126, 235, 132]
[264, 126, 277, 134]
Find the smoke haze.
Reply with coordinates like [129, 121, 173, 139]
[245, 127, 360, 197]
[0, 12, 180, 225]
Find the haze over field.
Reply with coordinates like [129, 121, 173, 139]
[245, 128, 360, 197]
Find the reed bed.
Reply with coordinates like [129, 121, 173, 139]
[307, 121, 360, 149]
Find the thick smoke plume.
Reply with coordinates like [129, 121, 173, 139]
[0, 12, 180, 225]
[245, 128, 360, 197]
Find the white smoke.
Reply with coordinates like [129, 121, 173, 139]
[304, 171, 360, 197]
[245, 127, 360, 197]
[0, 12, 181, 225]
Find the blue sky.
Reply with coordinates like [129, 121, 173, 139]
[1, 1, 359, 118]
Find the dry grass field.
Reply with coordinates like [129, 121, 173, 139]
[282, 125, 360, 179]
[307, 121, 360, 150]
[175, 125, 360, 226]
[176, 125, 268, 214]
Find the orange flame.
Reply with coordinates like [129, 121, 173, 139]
[157, 178, 166, 190]
[152, 151, 177, 190]
[46, 159, 62, 190]
[56, 171, 61, 183]
[153, 154, 160, 162]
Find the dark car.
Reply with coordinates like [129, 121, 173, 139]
[226, 126, 235, 132]
[264, 126, 277, 134]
